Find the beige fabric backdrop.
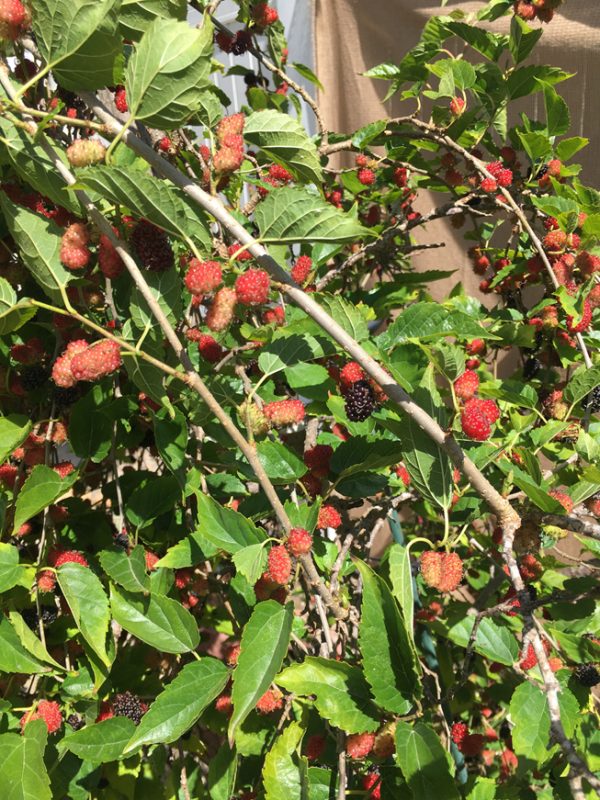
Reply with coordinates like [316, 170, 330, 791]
[314, 0, 600, 301]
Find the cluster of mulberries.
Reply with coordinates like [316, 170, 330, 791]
[112, 691, 148, 725]
[214, 113, 245, 175]
[514, 0, 562, 24]
[420, 550, 463, 592]
[453, 369, 500, 441]
[130, 219, 173, 271]
[60, 222, 91, 271]
[52, 339, 121, 388]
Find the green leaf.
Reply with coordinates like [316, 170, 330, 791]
[399, 369, 453, 509]
[0, 413, 31, 465]
[256, 441, 307, 485]
[153, 407, 188, 474]
[389, 544, 416, 648]
[0, 722, 51, 800]
[330, 437, 399, 479]
[208, 745, 238, 800]
[193, 492, 266, 555]
[468, 777, 497, 800]
[110, 585, 200, 653]
[258, 333, 318, 377]
[12, 465, 78, 534]
[378, 302, 497, 349]
[78, 166, 211, 252]
[99, 546, 150, 593]
[0, 544, 23, 593]
[124, 658, 229, 753]
[507, 65, 571, 100]
[119, 0, 187, 40]
[0, 279, 36, 336]
[446, 613, 519, 666]
[245, 109, 322, 185]
[232, 543, 268, 586]
[229, 600, 293, 742]
[564, 366, 600, 406]
[69, 385, 113, 463]
[509, 15, 542, 64]
[0, 195, 72, 301]
[262, 722, 308, 800]
[395, 722, 460, 800]
[0, 616, 50, 674]
[57, 563, 111, 667]
[556, 137, 588, 162]
[61, 717, 136, 763]
[509, 682, 550, 762]
[126, 474, 181, 529]
[255, 186, 371, 244]
[541, 82, 570, 137]
[32, 0, 121, 91]
[351, 120, 387, 148]
[130, 269, 182, 330]
[125, 18, 213, 128]
[7, 612, 64, 671]
[316, 295, 370, 342]
[0, 117, 80, 215]
[442, 21, 507, 61]
[356, 560, 420, 714]
[276, 657, 380, 734]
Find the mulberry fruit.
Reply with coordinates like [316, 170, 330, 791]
[291, 255, 312, 284]
[346, 732, 375, 759]
[574, 663, 600, 687]
[70, 340, 122, 382]
[131, 220, 173, 271]
[185, 259, 222, 296]
[263, 398, 305, 427]
[235, 269, 270, 305]
[20, 700, 62, 734]
[420, 551, 463, 592]
[344, 380, 375, 422]
[266, 545, 292, 585]
[317, 505, 341, 530]
[286, 527, 312, 557]
[454, 369, 479, 401]
[206, 287, 237, 332]
[112, 691, 148, 724]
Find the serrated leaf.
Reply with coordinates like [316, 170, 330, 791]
[245, 109, 322, 185]
[258, 333, 318, 377]
[556, 137, 588, 161]
[232, 543, 268, 586]
[125, 658, 229, 752]
[130, 269, 182, 330]
[0, 195, 72, 300]
[262, 721, 307, 800]
[13, 465, 78, 534]
[77, 166, 211, 252]
[389, 544, 416, 648]
[0, 722, 51, 800]
[153, 407, 188, 475]
[399, 369, 453, 509]
[395, 722, 460, 800]
[0, 616, 50, 674]
[356, 560, 419, 714]
[119, 0, 186, 40]
[564, 366, 600, 406]
[125, 18, 213, 128]
[192, 492, 266, 555]
[0, 278, 36, 336]
[541, 82, 570, 137]
[255, 441, 307, 485]
[351, 120, 387, 148]
[316, 295, 370, 342]
[509, 682, 550, 762]
[0, 413, 31, 465]
[0, 544, 22, 593]
[57, 563, 111, 667]
[446, 613, 519, 665]
[61, 717, 136, 763]
[276, 657, 379, 734]
[255, 186, 371, 244]
[330, 437, 400, 478]
[208, 745, 237, 800]
[0, 117, 80, 215]
[7, 612, 64, 671]
[126, 474, 181, 529]
[229, 601, 293, 742]
[32, 0, 122, 91]
[378, 302, 497, 349]
[69, 385, 113, 463]
[99, 546, 149, 593]
[110, 585, 199, 653]
[509, 15, 542, 64]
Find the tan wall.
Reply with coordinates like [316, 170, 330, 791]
[314, 0, 600, 301]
